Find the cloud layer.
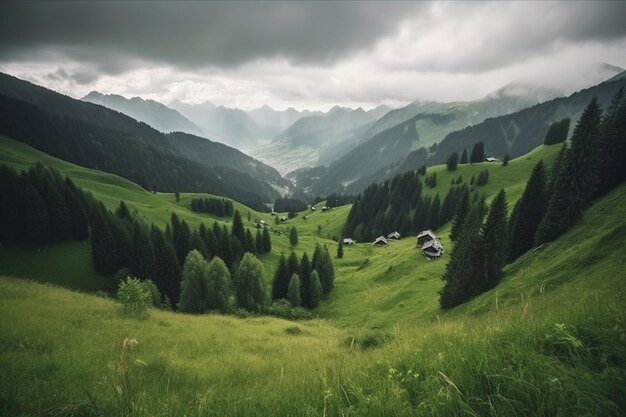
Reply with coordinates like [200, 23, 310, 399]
[1, 1, 625, 110]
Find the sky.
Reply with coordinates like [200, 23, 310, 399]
[1, 1, 626, 111]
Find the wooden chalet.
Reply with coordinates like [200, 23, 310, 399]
[416, 230, 437, 247]
[387, 231, 400, 240]
[343, 238, 356, 245]
[422, 239, 444, 259]
[373, 236, 388, 246]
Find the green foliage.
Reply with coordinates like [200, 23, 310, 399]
[205, 257, 233, 312]
[117, 276, 151, 318]
[480, 189, 509, 290]
[271, 254, 290, 301]
[502, 153, 510, 166]
[544, 117, 570, 145]
[289, 226, 299, 246]
[312, 244, 335, 295]
[235, 252, 268, 313]
[308, 270, 322, 308]
[265, 299, 313, 321]
[336, 238, 344, 259]
[231, 210, 245, 245]
[476, 169, 489, 186]
[262, 226, 272, 253]
[178, 250, 210, 313]
[460, 148, 468, 164]
[470, 141, 485, 163]
[446, 152, 458, 171]
[287, 274, 302, 307]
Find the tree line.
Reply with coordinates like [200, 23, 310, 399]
[190, 197, 234, 217]
[441, 89, 626, 308]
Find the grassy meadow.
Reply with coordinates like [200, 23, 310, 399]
[1, 135, 625, 416]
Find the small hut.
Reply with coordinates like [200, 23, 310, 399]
[343, 238, 356, 245]
[373, 236, 388, 246]
[387, 231, 400, 240]
[422, 239, 444, 259]
[416, 230, 437, 247]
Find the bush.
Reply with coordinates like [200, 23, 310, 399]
[266, 300, 313, 321]
[117, 276, 151, 318]
[344, 331, 392, 350]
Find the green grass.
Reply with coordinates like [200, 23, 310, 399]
[2, 182, 625, 416]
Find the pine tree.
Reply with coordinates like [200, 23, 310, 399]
[449, 189, 470, 242]
[313, 245, 335, 295]
[151, 225, 181, 307]
[536, 97, 602, 244]
[502, 153, 510, 167]
[336, 238, 344, 259]
[299, 252, 311, 307]
[544, 118, 570, 145]
[179, 250, 210, 313]
[262, 226, 272, 253]
[509, 161, 547, 261]
[90, 205, 121, 275]
[426, 194, 441, 230]
[245, 228, 256, 254]
[231, 210, 245, 244]
[130, 221, 157, 280]
[309, 270, 322, 308]
[287, 251, 300, 278]
[594, 88, 625, 197]
[21, 178, 50, 244]
[439, 200, 486, 309]
[460, 149, 468, 164]
[470, 142, 485, 163]
[289, 226, 298, 246]
[115, 201, 131, 220]
[206, 256, 233, 312]
[271, 254, 290, 300]
[481, 189, 509, 291]
[446, 152, 459, 171]
[287, 274, 302, 307]
[255, 229, 264, 254]
[235, 252, 268, 313]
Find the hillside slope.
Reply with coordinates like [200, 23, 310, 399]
[1, 181, 625, 416]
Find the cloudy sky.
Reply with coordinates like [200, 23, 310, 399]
[1, 1, 626, 111]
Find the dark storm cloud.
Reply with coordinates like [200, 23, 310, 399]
[0, 1, 421, 72]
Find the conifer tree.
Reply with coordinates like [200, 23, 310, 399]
[460, 148, 468, 164]
[536, 97, 602, 243]
[245, 228, 256, 254]
[309, 270, 322, 308]
[502, 153, 510, 167]
[594, 88, 625, 197]
[272, 254, 290, 300]
[426, 194, 441, 230]
[90, 205, 121, 275]
[470, 142, 485, 163]
[449, 189, 470, 242]
[130, 221, 156, 280]
[287, 274, 302, 307]
[509, 161, 547, 261]
[189, 230, 210, 259]
[235, 252, 268, 313]
[299, 252, 311, 307]
[109, 215, 132, 268]
[262, 226, 272, 253]
[287, 251, 300, 278]
[21, 178, 50, 244]
[481, 189, 509, 291]
[206, 256, 233, 312]
[115, 201, 131, 220]
[440, 200, 486, 309]
[289, 226, 298, 246]
[336, 238, 344, 259]
[231, 210, 245, 244]
[63, 179, 89, 240]
[179, 250, 210, 313]
[446, 152, 459, 171]
[313, 245, 335, 295]
[151, 225, 181, 307]
[255, 229, 264, 254]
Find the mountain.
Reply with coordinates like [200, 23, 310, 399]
[170, 100, 277, 150]
[252, 105, 391, 175]
[246, 104, 321, 130]
[0, 72, 285, 208]
[81, 91, 205, 136]
[343, 75, 626, 195]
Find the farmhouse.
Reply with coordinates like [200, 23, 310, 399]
[416, 229, 437, 247]
[387, 231, 400, 240]
[485, 157, 497, 162]
[343, 238, 356, 245]
[373, 236, 388, 246]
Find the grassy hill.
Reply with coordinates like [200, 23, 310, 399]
[1, 180, 625, 416]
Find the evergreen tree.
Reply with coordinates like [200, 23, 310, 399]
[481, 189, 509, 291]
[313, 245, 335, 295]
[287, 251, 300, 278]
[287, 274, 302, 307]
[439, 200, 486, 309]
[289, 226, 299, 246]
[115, 201, 131, 220]
[21, 178, 50, 244]
[235, 252, 268, 313]
[90, 205, 121, 275]
[449, 189, 470, 242]
[470, 142, 485, 163]
[63, 179, 89, 240]
[594, 88, 625, 197]
[262, 226, 272, 253]
[130, 221, 156, 280]
[446, 152, 459, 171]
[299, 252, 311, 308]
[509, 161, 547, 261]
[179, 250, 210, 313]
[255, 229, 264, 254]
[309, 270, 322, 308]
[189, 230, 210, 259]
[460, 148, 468, 164]
[426, 194, 441, 230]
[151, 225, 181, 307]
[245, 228, 256, 254]
[502, 153, 510, 167]
[271, 254, 290, 300]
[336, 238, 344, 259]
[206, 256, 233, 312]
[170, 213, 190, 265]
[536, 97, 602, 244]
[109, 215, 132, 268]
[544, 118, 570, 145]
[231, 210, 245, 244]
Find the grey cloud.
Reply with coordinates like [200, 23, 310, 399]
[0, 1, 421, 72]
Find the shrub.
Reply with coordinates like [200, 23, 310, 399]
[266, 300, 313, 320]
[117, 276, 151, 318]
